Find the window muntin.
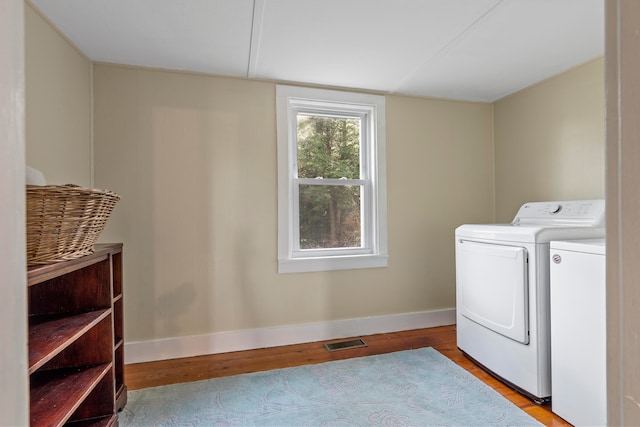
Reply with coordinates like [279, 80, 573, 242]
[277, 85, 387, 273]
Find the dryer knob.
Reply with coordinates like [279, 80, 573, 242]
[549, 204, 562, 214]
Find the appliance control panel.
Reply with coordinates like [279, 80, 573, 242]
[512, 200, 605, 226]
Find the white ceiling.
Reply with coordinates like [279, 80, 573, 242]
[29, 0, 604, 102]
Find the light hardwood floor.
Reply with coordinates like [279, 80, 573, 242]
[124, 325, 571, 426]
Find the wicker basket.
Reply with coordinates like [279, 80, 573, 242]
[26, 185, 120, 266]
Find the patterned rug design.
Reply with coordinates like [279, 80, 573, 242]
[120, 347, 542, 426]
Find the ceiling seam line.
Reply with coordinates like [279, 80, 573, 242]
[388, 0, 506, 94]
[247, 0, 265, 79]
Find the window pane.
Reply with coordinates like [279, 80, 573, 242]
[299, 184, 362, 249]
[297, 114, 360, 179]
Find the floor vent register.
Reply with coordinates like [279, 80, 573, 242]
[324, 338, 367, 351]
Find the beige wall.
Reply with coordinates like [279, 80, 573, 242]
[25, 5, 606, 352]
[25, 3, 92, 187]
[493, 58, 605, 221]
[93, 64, 494, 342]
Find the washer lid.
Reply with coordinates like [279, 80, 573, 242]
[550, 239, 606, 255]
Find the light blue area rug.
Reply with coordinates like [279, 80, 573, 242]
[120, 347, 542, 426]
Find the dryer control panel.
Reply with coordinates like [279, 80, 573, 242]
[512, 200, 605, 227]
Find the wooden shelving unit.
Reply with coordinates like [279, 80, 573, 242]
[27, 243, 127, 426]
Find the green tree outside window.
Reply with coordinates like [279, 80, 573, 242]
[297, 115, 362, 249]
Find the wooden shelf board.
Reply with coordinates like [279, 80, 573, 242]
[30, 363, 113, 427]
[27, 254, 110, 287]
[29, 309, 111, 374]
[27, 243, 123, 286]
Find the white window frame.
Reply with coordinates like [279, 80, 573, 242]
[276, 85, 388, 273]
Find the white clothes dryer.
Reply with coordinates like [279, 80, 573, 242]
[455, 200, 605, 402]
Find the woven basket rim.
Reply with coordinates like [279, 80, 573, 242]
[26, 184, 121, 200]
[26, 184, 120, 266]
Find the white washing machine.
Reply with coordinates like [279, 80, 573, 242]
[550, 239, 606, 426]
[455, 200, 605, 402]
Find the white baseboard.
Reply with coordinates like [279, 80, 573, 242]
[124, 308, 456, 364]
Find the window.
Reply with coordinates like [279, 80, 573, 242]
[276, 85, 388, 273]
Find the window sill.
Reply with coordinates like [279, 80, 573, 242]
[278, 254, 388, 274]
